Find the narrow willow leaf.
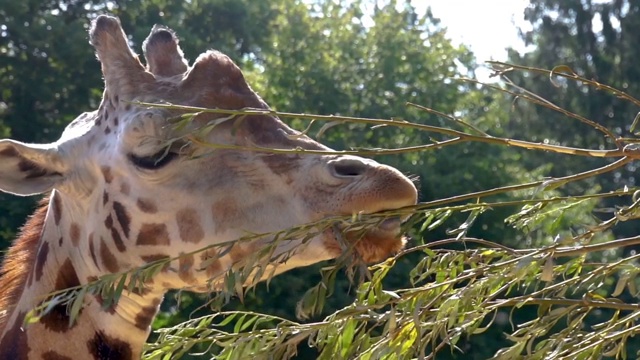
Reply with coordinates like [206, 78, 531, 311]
[540, 257, 554, 282]
[612, 274, 630, 297]
[471, 310, 498, 335]
[217, 313, 237, 328]
[387, 308, 397, 333]
[69, 288, 86, 326]
[628, 275, 638, 297]
[23, 309, 41, 325]
[631, 112, 640, 134]
[427, 210, 452, 231]
[340, 320, 356, 357]
[239, 315, 259, 332]
[537, 303, 551, 318]
[549, 64, 577, 87]
[419, 212, 435, 233]
[315, 120, 342, 138]
[233, 314, 248, 333]
[113, 275, 127, 304]
[602, 341, 623, 357]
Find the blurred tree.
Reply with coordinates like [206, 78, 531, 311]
[0, 0, 564, 358]
[0, 0, 100, 246]
[507, 0, 640, 246]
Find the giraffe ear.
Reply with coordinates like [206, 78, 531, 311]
[143, 25, 188, 77]
[89, 15, 152, 99]
[0, 140, 66, 196]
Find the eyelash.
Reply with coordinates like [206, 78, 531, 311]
[129, 148, 178, 169]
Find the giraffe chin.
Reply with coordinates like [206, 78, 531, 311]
[323, 218, 408, 263]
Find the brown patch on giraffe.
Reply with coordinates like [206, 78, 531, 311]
[112, 228, 126, 252]
[211, 199, 243, 234]
[178, 253, 196, 284]
[0, 198, 49, 335]
[134, 298, 161, 330]
[87, 330, 133, 360]
[136, 223, 170, 246]
[119, 182, 130, 195]
[89, 234, 100, 270]
[104, 126, 111, 135]
[0, 311, 30, 359]
[100, 241, 119, 273]
[52, 192, 62, 225]
[69, 222, 81, 246]
[105, 214, 126, 252]
[43, 351, 73, 360]
[103, 190, 109, 206]
[34, 240, 49, 283]
[58, 237, 63, 247]
[229, 244, 251, 264]
[112, 201, 131, 238]
[105, 214, 113, 229]
[40, 259, 81, 332]
[101, 166, 113, 184]
[54, 258, 81, 292]
[176, 208, 204, 243]
[200, 249, 223, 278]
[140, 254, 171, 272]
[113, 116, 119, 127]
[136, 198, 158, 214]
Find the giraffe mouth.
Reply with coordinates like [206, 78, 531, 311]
[323, 215, 408, 263]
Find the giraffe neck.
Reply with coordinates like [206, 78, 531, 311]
[0, 192, 164, 360]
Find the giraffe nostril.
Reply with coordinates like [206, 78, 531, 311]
[330, 157, 370, 178]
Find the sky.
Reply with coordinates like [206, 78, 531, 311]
[418, 1, 532, 66]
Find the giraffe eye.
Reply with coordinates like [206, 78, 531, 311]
[129, 147, 178, 170]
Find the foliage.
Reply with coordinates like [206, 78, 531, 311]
[22, 64, 640, 358]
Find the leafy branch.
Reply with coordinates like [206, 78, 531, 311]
[27, 63, 640, 359]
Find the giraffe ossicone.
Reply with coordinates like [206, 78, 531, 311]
[0, 15, 417, 359]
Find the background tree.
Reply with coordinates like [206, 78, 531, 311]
[507, 0, 640, 246]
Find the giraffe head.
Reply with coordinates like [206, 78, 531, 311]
[0, 15, 416, 282]
[0, 16, 417, 357]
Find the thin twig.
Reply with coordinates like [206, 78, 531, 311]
[135, 101, 640, 159]
[486, 298, 640, 312]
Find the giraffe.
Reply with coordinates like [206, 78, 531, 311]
[0, 16, 417, 359]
